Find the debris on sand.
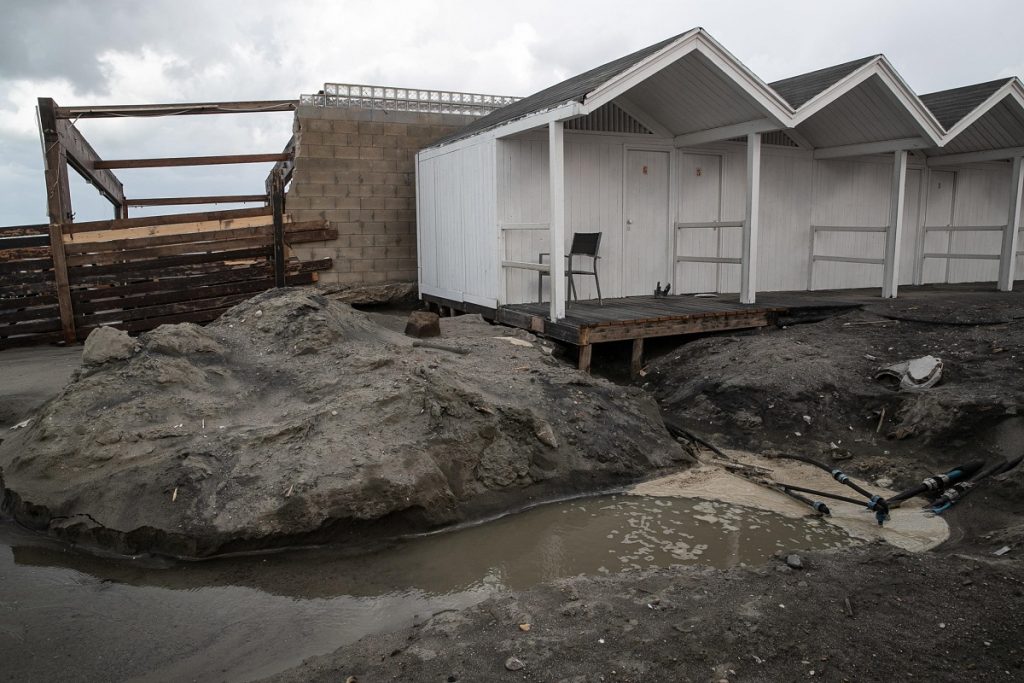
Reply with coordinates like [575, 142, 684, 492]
[0, 288, 685, 557]
[875, 355, 943, 392]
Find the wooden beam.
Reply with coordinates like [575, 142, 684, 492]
[998, 156, 1024, 291]
[578, 344, 593, 373]
[47, 223, 76, 344]
[94, 153, 289, 169]
[813, 137, 930, 160]
[126, 194, 268, 207]
[927, 146, 1024, 167]
[57, 119, 125, 208]
[549, 121, 566, 321]
[37, 98, 73, 224]
[266, 135, 296, 195]
[271, 171, 286, 287]
[630, 338, 644, 378]
[882, 150, 909, 298]
[674, 118, 777, 148]
[740, 132, 761, 304]
[64, 206, 272, 235]
[56, 100, 298, 119]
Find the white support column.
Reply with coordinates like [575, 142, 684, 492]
[998, 156, 1024, 291]
[548, 120, 566, 320]
[882, 149, 909, 298]
[740, 132, 761, 304]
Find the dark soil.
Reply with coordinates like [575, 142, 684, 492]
[268, 289, 1024, 683]
[268, 546, 1024, 682]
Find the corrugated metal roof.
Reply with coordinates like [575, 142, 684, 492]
[769, 56, 878, 108]
[429, 33, 685, 147]
[919, 78, 1012, 129]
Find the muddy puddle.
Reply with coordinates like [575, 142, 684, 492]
[0, 494, 855, 682]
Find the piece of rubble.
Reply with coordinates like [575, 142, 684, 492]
[82, 326, 135, 365]
[404, 311, 441, 338]
[875, 355, 943, 392]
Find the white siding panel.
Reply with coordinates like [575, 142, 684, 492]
[416, 138, 498, 305]
[758, 150, 814, 291]
[810, 158, 891, 290]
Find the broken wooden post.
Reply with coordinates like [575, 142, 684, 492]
[271, 170, 286, 287]
[630, 338, 644, 378]
[578, 344, 593, 374]
[38, 98, 77, 343]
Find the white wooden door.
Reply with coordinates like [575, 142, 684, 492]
[921, 170, 956, 283]
[676, 153, 723, 293]
[622, 149, 671, 296]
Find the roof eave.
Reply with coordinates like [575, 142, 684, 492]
[940, 77, 1024, 142]
[579, 28, 794, 127]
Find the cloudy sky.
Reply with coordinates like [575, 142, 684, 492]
[1, 0, 1021, 225]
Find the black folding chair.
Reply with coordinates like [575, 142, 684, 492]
[538, 232, 603, 305]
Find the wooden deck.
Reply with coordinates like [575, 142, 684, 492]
[422, 283, 1023, 373]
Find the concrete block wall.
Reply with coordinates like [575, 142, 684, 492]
[286, 105, 476, 288]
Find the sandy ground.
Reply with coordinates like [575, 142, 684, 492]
[0, 345, 80, 428]
[632, 451, 949, 552]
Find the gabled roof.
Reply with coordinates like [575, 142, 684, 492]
[769, 55, 879, 108]
[430, 33, 686, 147]
[920, 78, 1015, 129]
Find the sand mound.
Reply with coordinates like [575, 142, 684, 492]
[0, 289, 685, 557]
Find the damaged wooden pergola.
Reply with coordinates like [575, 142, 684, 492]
[0, 98, 331, 347]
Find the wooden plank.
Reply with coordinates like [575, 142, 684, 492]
[0, 246, 51, 261]
[94, 153, 289, 170]
[0, 316, 64, 336]
[72, 263, 274, 303]
[0, 235, 51, 250]
[67, 246, 272, 280]
[58, 100, 299, 119]
[266, 135, 296, 195]
[126, 194, 268, 207]
[75, 277, 282, 316]
[271, 172, 285, 287]
[47, 223, 76, 343]
[586, 311, 770, 343]
[38, 98, 73, 225]
[630, 338, 644, 378]
[0, 304, 61, 325]
[75, 291, 260, 327]
[65, 219, 326, 255]
[77, 307, 231, 338]
[0, 293, 57, 311]
[58, 119, 125, 207]
[0, 256, 53, 274]
[67, 259, 269, 287]
[0, 331, 65, 350]
[0, 224, 51, 237]
[66, 224, 274, 254]
[66, 235, 276, 267]
[578, 344, 593, 373]
[63, 206, 272, 235]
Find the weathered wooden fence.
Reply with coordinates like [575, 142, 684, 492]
[0, 205, 333, 348]
[0, 95, 326, 349]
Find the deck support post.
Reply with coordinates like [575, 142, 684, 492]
[882, 149, 909, 298]
[549, 120, 566, 321]
[630, 338, 644, 378]
[997, 156, 1023, 291]
[740, 132, 761, 304]
[578, 344, 592, 373]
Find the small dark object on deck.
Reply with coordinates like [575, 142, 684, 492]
[405, 310, 440, 338]
[654, 282, 672, 297]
